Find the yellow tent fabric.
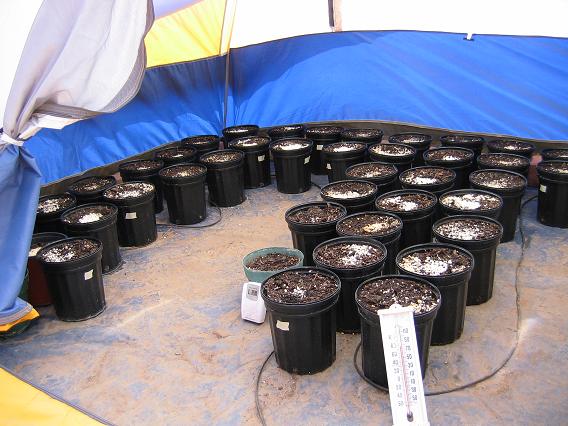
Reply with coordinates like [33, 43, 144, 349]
[0, 368, 105, 426]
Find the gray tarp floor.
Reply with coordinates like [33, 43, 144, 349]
[2, 177, 568, 425]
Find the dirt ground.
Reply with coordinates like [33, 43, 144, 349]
[2, 177, 567, 425]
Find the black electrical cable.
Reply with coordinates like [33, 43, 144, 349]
[311, 181, 322, 190]
[255, 351, 274, 426]
[156, 201, 222, 230]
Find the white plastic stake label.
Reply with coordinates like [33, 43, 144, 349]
[540, 185, 547, 193]
[258, 155, 265, 162]
[84, 270, 93, 280]
[378, 304, 429, 426]
[304, 156, 310, 164]
[276, 320, 289, 331]
[125, 212, 137, 219]
[316, 145, 323, 151]
[326, 163, 332, 170]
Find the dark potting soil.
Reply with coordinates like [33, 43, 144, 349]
[38, 239, 99, 263]
[224, 125, 258, 136]
[201, 151, 242, 163]
[68, 176, 114, 193]
[305, 126, 343, 138]
[263, 270, 338, 304]
[155, 148, 195, 159]
[443, 135, 484, 144]
[337, 213, 402, 236]
[538, 161, 568, 175]
[357, 277, 439, 315]
[370, 144, 414, 157]
[231, 137, 269, 148]
[390, 134, 431, 146]
[376, 193, 435, 212]
[269, 124, 303, 134]
[323, 142, 366, 152]
[398, 247, 472, 276]
[346, 163, 397, 179]
[488, 139, 534, 152]
[425, 148, 473, 162]
[543, 149, 568, 159]
[104, 182, 154, 200]
[271, 139, 310, 151]
[120, 160, 162, 172]
[435, 218, 501, 241]
[314, 242, 384, 269]
[63, 205, 114, 224]
[470, 171, 525, 189]
[246, 253, 300, 271]
[287, 205, 344, 224]
[400, 167, 454, 185]
[341, 129, 382, 139]
[160, 164, 205, 178]
[37, 194, 75, 214]
[440, 192, 501, 211]
[183, 135, 218, 145]
[478, 153, 529, 168]
[322, 181, 375, 199]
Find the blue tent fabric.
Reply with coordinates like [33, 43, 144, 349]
[0, 145, 41, 313]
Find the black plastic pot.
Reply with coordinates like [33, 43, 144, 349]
[356, 275, 441, 386]
[399, 166, 456, 197]
[336, 212, 403, 275]
[61, 203, 122, 274]
[440, 134, 485, 161]
[154, 146, 197, 166]
[433, 216, 503, 305]
[267, 124, 305, 140]
[375, 189, 437, 250]
[229, 136, 271, 188]
[313, 237, 387, 333]
[438, 189, 503, 220]
[119, 159, 164, 213]
[270, 139, 313, 194]
[469, 169, 527, 242]
[285, 202, 347, 266]
[537, 161, 568, 228]
[67, 176, 116, 205]
[103, 182, 157, 247]
[369, 143, 416, 189]
[345, 162, 398, 195]
[477, 153, 530, 177]
[396, 243, 474, 345]
[321, 180, 378, 214]
[389, 133, 432, 167]
[159, 163, 207, 224]
[35, 193, 77, 234]
[200, 150, 246, 207]
[37, 237, 105, 321]
[305, 126, 343, 175]
[222, 124, 259, 148]
[541, 149, 568, 161]
[323, 142, 367, 183]
[261, 267, 341, 374]
[180, 135, 220, 159]
[424, 147, 475, 189]
[487, 139, 536, 159]
[28, 232, 67, 306]
[341, 128, 383, 160]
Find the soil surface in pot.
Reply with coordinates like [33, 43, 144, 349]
[322, 181, 375, 199]
[346, 163, 397, 179]
[435, 218, 501, 240]
[443, 135, 483, 144]
[478, 153, 529, 168]
[323, 142, 366, 153]
[425, 148, 473, 162]
[263, 270, 338, 304]
[337, 213, 402, 236]
[390, 134, 431, 146]
[543, 149, 568, 159]
[370, 144, 414, 157]
[270, 124, 303, 134]
[357, 277, 439, 314]
[155, 148, 195, 160]
[224, 125, 258, 136]
[341, 129, 382, 139]
[161, 164, 205, 178]
[231, 137, 269, 148]
[120, 160, 162, 172]
[314, 242, 384, 269]
[271, 139, 311, 151]
[401, 167, 454, 185]
[306, 126, 343, 138]
[440, 192, 501, 211]
[37, 194, 75, 214]
[38, 239, 99, 263]
[398, 247, 472, 276]
[376, 193, 435, 212]
[287, 205, 344, 224]
[183, 135, 218, 145]
[470, 171, 525, 189]
[539, 161, 568, 174]
[246, 253, 300, 271]
[69, 177, 114, 193]
[488, 140, 534, 152]
[63, 205, 114, 224]
[201, 151, 242, 163]
[104, 182, 154, 200]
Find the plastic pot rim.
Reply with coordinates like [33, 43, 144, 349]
[320, 180, 379, 204]
[369, 142, 417, 161]
[36, 193, 77, 219]
[536, 160, 568, 182]
[200, 149, 245, 168]
[118, 159, 164, 176]
[432, 214, 504, 246]
[285, 201, 348, 229]
[423, 147, 475, 167]
[345, 162, 398, 182]
[312, 236, 388, 272]
[438, 189, 503, 215]
[61, 202, 118, 228]
[158, 163, 207, 184]
[67, 176, 116, 197]
[399, 166, 456, 190]
[269, 138, 313, 156]
[388, 132, 433, 147]
[103, 182, 156, 205]
[469, 169, 528, 194]
[375, 189, 438, 216]
[37, 237, 103, 267]
[336, 211, 403, 240]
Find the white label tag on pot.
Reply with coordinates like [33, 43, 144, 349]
[326, 163, 332, 170]
[125, 212, 137, 219]
[316, 144, 323, 151]
[276, 320, 289, 331]
[258, 155, 265, 162]
[304, 156, 310, 164]
[540, 184, 547, 193]
[84, 270, 93, 280]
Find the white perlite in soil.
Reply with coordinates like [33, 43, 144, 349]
[410, 177, 438, 185]
[381, 196, 417, 211]
[363, 222, 394, 233]
[273, 141, 309, 151]
[441, 193, 499, 210]
[372, 145, 413, 156]
[29, 245, 43, 257]
[399, 252, 469, 275]
[435, 221, 494, 240]
[37, 197, 73, 214]
[105, 183, 154, 199]
[324, 190, 369, 199]
[78, 212, 104, 223]
[341, 244, 379, 266]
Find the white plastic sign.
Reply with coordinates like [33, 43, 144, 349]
[241, 282, 266, 324]
[84, 269, 93, 280]
[316, 144, 323, 151]
[258, 155, 265, 162]
[125, 212, 137, 219]
[304, 156, 310, 164]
